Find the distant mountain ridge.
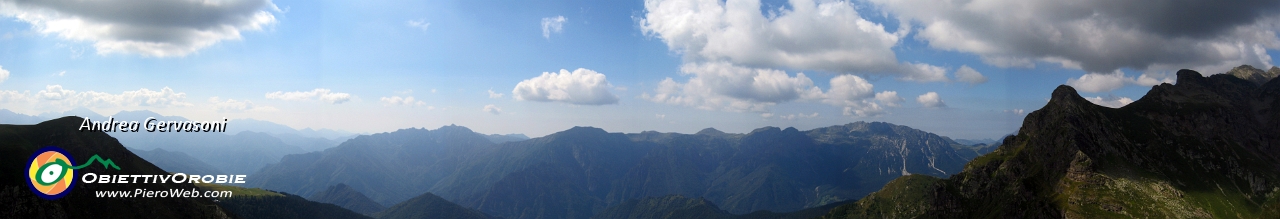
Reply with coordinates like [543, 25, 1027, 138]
[371, 192, 497, 219]
[252, 121, 988, 219]
[130, 147, 226, 175]
[824, 69, 1280, 218]
[308, 183, 385, 215]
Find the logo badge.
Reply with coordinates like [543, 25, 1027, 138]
[28, 146, 76, 200]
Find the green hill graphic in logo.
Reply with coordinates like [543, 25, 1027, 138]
[27, 146, 121, 200]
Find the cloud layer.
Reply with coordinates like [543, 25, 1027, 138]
[265, 89, 352, 104]
[642, 62, 822, 112]
[1065, 70, 1175, 93]
[0, 85, 193, 109]
[209, 97, 275, 112]
[871, 0, 1280, 74]
[512, 68, 619, 105]
[379, 96, 426, 107]
[643, 63, 903, 116]
[640, 0, 908, 74]
[0, 0, 279, 57]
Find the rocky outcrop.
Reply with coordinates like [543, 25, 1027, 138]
[824, 69, 1280, 218]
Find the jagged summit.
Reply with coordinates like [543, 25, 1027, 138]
[1043, 85, 1097, 110]
[1226, 64, 1280, 85]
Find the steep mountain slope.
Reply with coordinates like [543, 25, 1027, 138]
[130, 147, 227, 175]
[211, 188, 373, 219]
[0, 117, 232, 218]
[824, 69, 1280, 218]
[818, 175, 938, 219]
[592, 194, 849, 219]
[308, 183, 386, 214]
[591, 195, 734, 219]
[371, 192, 496, 219]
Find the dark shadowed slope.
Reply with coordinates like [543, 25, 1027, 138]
[371, 192, 496, 219]
[213, 188, 373, 219]
[592, 194, 849, 219]
[308, 183, 386, 215]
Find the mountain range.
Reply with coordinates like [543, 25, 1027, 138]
[823, 67, 1280, 218]
[251, 120, 990, 219]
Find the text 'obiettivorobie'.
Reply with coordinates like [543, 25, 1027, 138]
[78, 117, 229, 132]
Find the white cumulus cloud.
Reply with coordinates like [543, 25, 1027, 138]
[899, 62, 949, 83]
[513, 68, 619, 105]
[1065, 70, 1175, 93]
[917, 92, 946, 108]
[874, 91, 904, 107]
[1085, 95, 1134, 108]
[541, 15, 566, 39]
[0, 0, 279, 57]
[779, 112, 819, 120]
[0, 65, 9, 83]
[380, 96, 426, 107]
[265, 89, 352, 104]
[488, 89, 504, 99]
[11, 85, 194, 109]
[641, 62, 821, 112]
[208, 97, 275, 113]
[641, 0, 906, 74]
[643, 64, 905, 117]
[954, 65, 988, 85]
[0, 90, 30, 103]
[483, 104, 502, 115]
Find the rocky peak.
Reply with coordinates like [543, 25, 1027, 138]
[1045, 85, 1093, 109]
[1226, 64, 1279, 85]
[695, 127, 727, 135]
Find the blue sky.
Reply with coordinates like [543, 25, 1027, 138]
[2, 0, 1278, 139]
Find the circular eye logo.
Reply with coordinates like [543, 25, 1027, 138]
[28, 146, 76, 200]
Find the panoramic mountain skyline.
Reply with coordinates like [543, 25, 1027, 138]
[4, 0, 1279, 140]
